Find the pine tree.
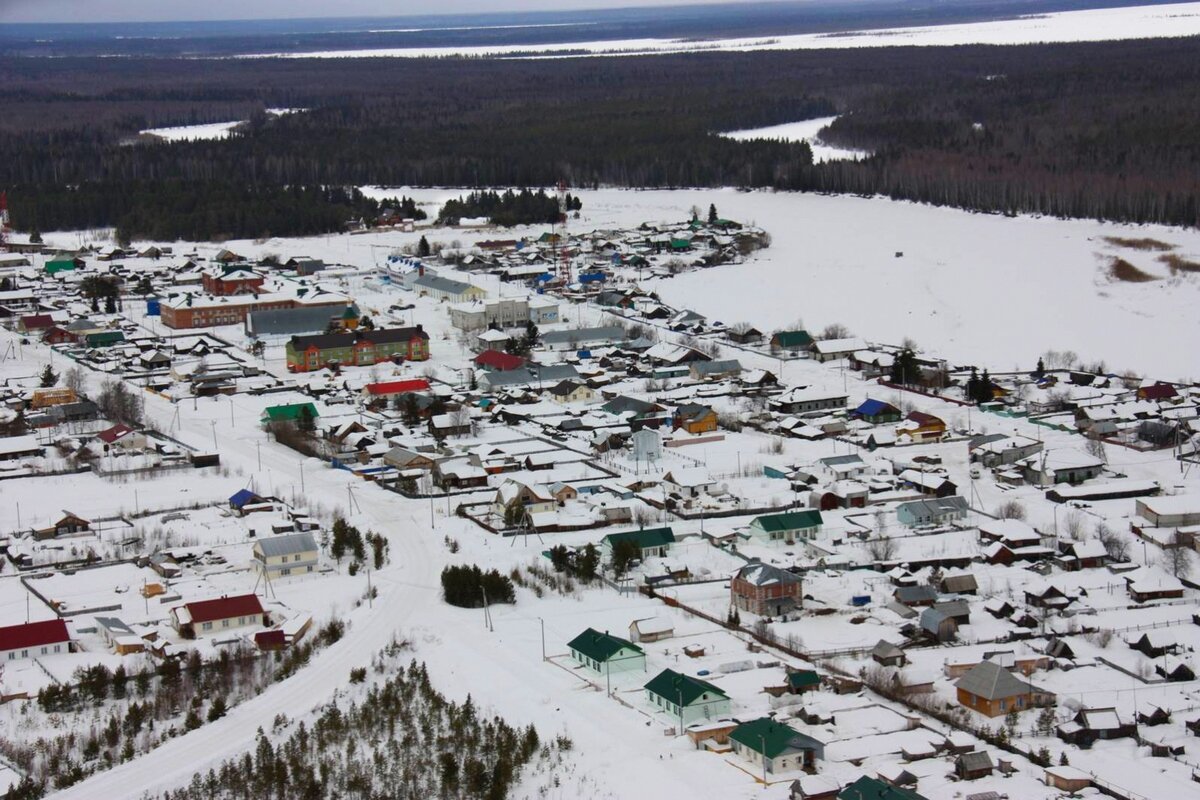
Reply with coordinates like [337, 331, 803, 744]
[417, 236, 431, 258]
[39, 364, 58, 387]
[708, 203, 718, 224]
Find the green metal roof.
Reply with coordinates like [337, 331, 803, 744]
[644, 668, 728, 706]
[787, 669, 820, 690]
[772, 330, 814, 349]
[567, 628, 642, 663]
[838, 776, 929, 800]
[602, 527, 675, 551]
[729, 717, 807, 759]
[263, 402, 319, 423]
[752, 510, 823, 533]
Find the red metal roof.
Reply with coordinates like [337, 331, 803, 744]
[20, 314, 54, 329]
[96, 423, 134, 444]
[473, 350, 525, 371]
[0, 619, 70, 652]
[365, 378, 431, 396]
[185, 594, 264, 624]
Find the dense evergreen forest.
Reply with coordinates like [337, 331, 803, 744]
[1, 37, 1198, 239]
[439, 189, 582, 226]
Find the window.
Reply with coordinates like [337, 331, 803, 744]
[54, 644, 61, 653]
[999, 699, 1007, 711]
[222, 619, 230, 628]
[281, 568, 291, 576]
[202, 622, 213, 631]
[7, 652, 13, 660]
[40, 646, 47, 655]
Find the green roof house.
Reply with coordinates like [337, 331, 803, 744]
[600, 526, 675, 563]
[770, 330, 814, 352]
[730, 717, 824, 775]
[262, 402, 319, 424]
[567, 628, 645, 675]
[837, 776, 929, 800]
[45, 257, 80, 275]
[84, 330, 125, 348]
[748, 510, 823, 544]
[786, 669, 821, 694]
[643, 668, 731, 727]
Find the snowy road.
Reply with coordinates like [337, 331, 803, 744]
[47, 375, 440, 799]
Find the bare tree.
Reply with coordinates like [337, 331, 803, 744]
[819, 323, 850, 340]
[64, 366, 88, 397]
[1085, 436, 1108, 464]
[1162, 532, 1193, 578]
[867, 536, 898, 562]
[1095, 521, 1129, 561]
[995, 500, 1027, 521]
[1062, 510, 1086, 541]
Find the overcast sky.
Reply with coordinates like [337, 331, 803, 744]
[2, 0, 740, 24]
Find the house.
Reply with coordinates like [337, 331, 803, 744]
[853, 399, 902, 425]
[954, 751, 994, 781]
[1059, 539, 1108, 570]
[94, 423, 146, 452]
[170, 594, 267, 638]
[896, 497, 968, 527]
[955, 661, 1054, 717]
[1136, 494, 1200, 527]
[872, 640, 907, 667]
[770, 388, 848, 415]
[897, 470, 957, 498]
[412, 274, 487, 303]
[628, 616, 674, 643]
[262, 402, 319, 427]
[1127, 572, 1184, 603]
[970, 435, 1043, 468]
[32, 512, 91, 541]
[690, 359, 742, 382]
[546, 380, 595, 404]
[1138, 704, 1172, 727]
[494, 480, 557, 522]
[732, 562, 803, 617]
[473, 350, 525, 372]
[567, 628, 646, 675]
[202, 268, 266, 296]
[790, 776, 841, 800]
[253, 532, 319, 578]
[837, 776, 928, 800]
[1044, 765, 1092, 793]
[786, 669, 821, 695]
[17, 314, 54, 333]
[362, 378, 431, 402]
[938, 571, 978, 595]
[540, 325, 627, 352]
[893, 585, 937, 608]
[601, 527, 675, 563]
[0, 435, 45, 461]
[727, 326, 763, 345]
[919, 607, 957, 642]
[96, 617, 145, 654]
[898, 412, 946, 443]
[1057, 707, 1137, 747]
[811, 337, 867, 363]
[286, 326, 430, 372]
[662, 467, 715, 498]
[1138, 382, 1179, 402]
[0, 619, 71, 662]
[643, 668, 732, 725]
[673, 403, 719, 434]
[770, 330, 814, 353]
[730, 717, 824, 775]
[1156, 657, 1195, 682]
[747, 510, 824, 543]
[1021, 449, 1104, 486]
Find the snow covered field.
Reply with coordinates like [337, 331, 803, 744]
[719, 116, 869, 163]
[243, 2, 1200, 59]
[360, 187, 1200, 379]
[139, 109, 304, 141]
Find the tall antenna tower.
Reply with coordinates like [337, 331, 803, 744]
[555, 180, 571, 286]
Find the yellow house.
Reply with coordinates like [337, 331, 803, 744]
[673, 403, 718, 434]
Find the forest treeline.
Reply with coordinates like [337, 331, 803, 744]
[1, 37, 1198, 238]
[439, 189, 581, 226]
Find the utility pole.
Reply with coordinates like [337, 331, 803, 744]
[538, 616, 546, 661]
[256, 441, 261, 471]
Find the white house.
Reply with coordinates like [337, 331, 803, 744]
[253, 532, 319, 578]
[0, 619, 70, 662]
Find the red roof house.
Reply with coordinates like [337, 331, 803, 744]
[171, 594, 266, 637]
[364, 378, 432, 398]
[96, 423, 135, 445]
[1138, 382, 1179, 402]
[473, 350, 525, 372]
[18, 314, 54, 333]
[0, 619, 71, 659]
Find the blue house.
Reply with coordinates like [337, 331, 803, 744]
[853, 398, 902, 425]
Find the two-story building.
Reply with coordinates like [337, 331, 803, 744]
[253, 532, 319, 578]
[286, 326, 430, 372]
